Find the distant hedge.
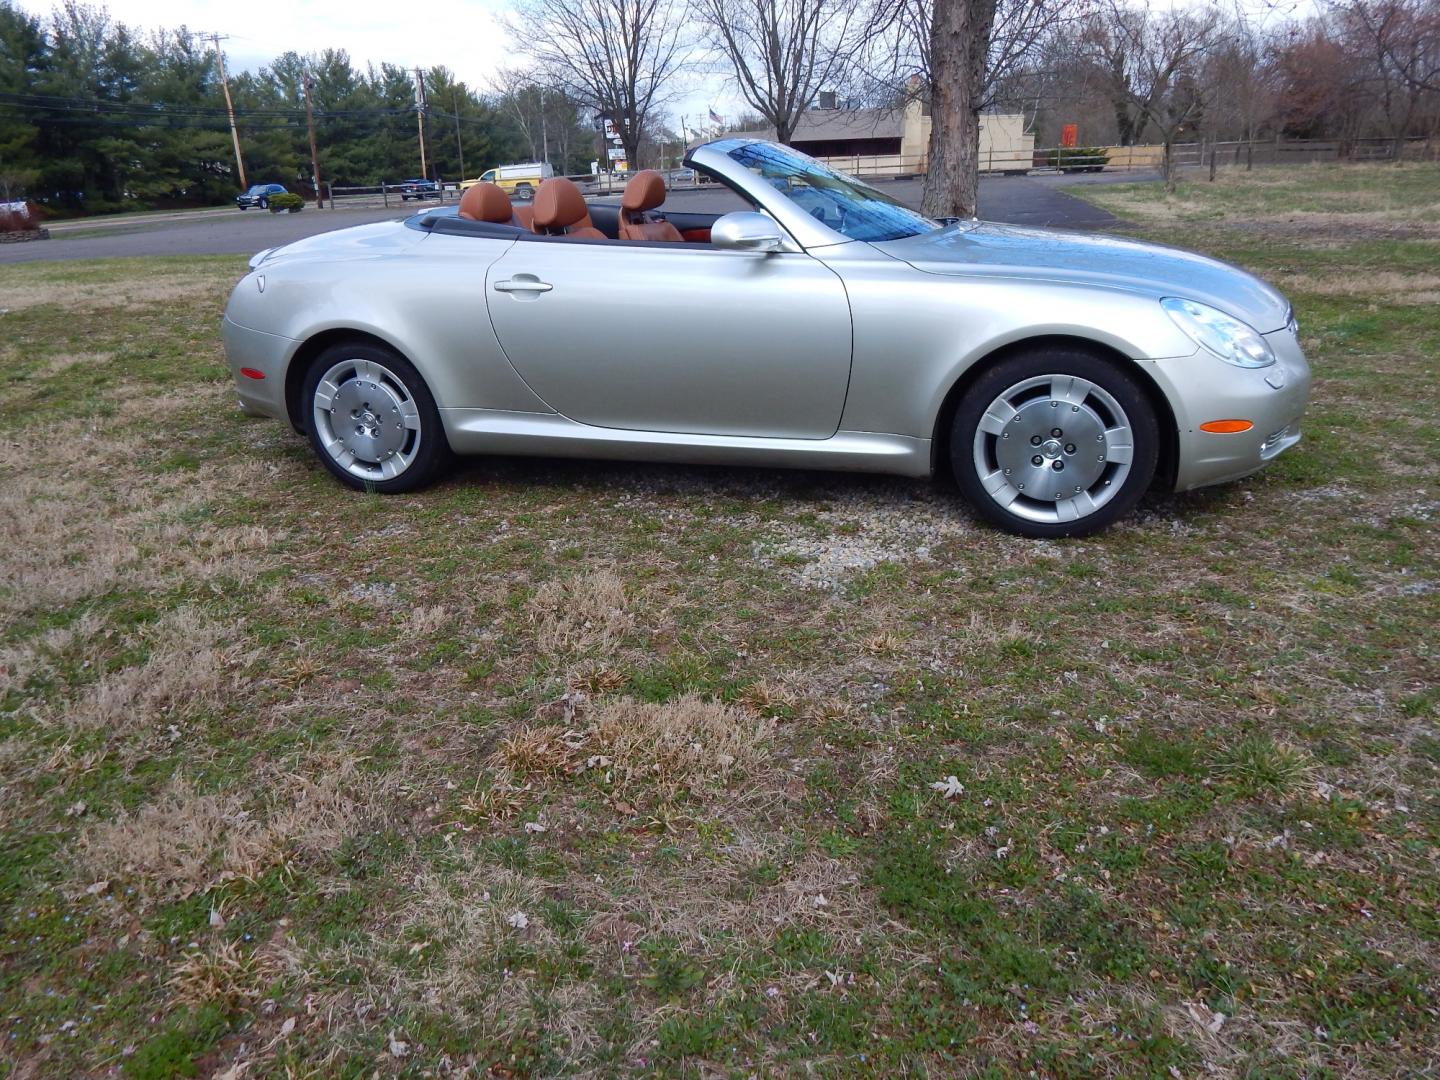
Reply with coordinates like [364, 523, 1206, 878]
[267, 193, 305, 213]
[1046, 147, 1110, 173]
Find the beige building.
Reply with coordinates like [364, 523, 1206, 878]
[715, 99, 1035, 177]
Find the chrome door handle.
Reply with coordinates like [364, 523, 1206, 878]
[493, 278, 552, 293]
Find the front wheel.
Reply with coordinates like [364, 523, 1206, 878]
[302, 342, 452, 493]
[951, 350, 1159, 538]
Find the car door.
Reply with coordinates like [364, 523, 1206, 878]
[484, 237, 853, 440]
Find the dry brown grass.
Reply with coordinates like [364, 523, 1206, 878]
[1269, 269, 1440, 305]
[525, 568, 632, 655]
[33, 350, 116, 376]
[0, 391, 285, 620]
[167, 939, 287, 1010]
[0, 266, 238, 314]
[78, 756, 397, 902]
[0, 611, 107, 699]
[78, 779, 282, 901]
[57, 607, 248, 732]
[490, 693, 773, 801]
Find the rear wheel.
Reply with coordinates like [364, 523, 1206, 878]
[951, 349, 1159, 538]
[514, 183, 534, 200]
[257, 197, 269, 210]
[302, 341, 451, 493]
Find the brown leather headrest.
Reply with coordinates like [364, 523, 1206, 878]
[621, 170, 666, 213]
[532, 177, 589, 230]
[458, 182, 514, 224]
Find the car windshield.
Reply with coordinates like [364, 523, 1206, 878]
[722, 141, 939, 242]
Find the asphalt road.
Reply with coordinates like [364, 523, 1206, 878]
[0, 172, 1144, 265]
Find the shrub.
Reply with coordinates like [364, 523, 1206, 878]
[0, 199, 41, 232]
[267, 192, 304, 213]
[1046, 146, 1110, 173]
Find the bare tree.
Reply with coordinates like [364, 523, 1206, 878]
[507, 0, 689, 167]
[1081, 2, 1227, 190]
[1332, 0, 1440, 154]
[861, 0, 1067, 217]
[692, 0, 865, 143]
[1339, 0, 1440, 94]
[492, 67, 577, 168]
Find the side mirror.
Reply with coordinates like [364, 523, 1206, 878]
[711, 211, 784, 253]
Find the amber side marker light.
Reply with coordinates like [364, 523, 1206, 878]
[1200, 419, 1254, 434]
[240, 368, 266, 380]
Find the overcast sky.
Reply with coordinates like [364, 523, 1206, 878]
[17, 0, 736, 132]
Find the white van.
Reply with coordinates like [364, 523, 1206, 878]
[459, 162, 555, 198]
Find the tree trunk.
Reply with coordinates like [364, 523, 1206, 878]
[921, 0, 995, 218]
[1163, 139, 1175, 192]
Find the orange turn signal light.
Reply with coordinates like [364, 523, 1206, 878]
[1199, 419, 1253, 434]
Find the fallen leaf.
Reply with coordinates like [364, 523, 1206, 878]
[929, 776, 965, 799]
[388, 1031, 409, 1057]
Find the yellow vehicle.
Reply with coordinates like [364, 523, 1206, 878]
[458, 162, 555, 199]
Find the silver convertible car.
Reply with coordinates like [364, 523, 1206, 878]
[223, 139, 1310, 537]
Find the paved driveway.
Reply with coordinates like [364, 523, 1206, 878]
[0, 173, 1133, 265]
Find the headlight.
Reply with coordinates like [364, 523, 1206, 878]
[1161, 298, 1275, 368]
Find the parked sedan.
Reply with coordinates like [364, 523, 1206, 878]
[399, 178, 439, 201]
[222, 140, 1310, 537]
[235, 183, 287, 210]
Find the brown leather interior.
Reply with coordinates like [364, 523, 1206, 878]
[458, 182, 517, 225]
[531, 177, 604, 240]
[618, 169, 683, 242]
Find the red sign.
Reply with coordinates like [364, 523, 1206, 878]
[1061, 124, 1078, 148]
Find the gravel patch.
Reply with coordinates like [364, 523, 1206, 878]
[750, 485, 979, 589]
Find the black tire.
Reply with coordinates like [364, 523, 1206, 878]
[515, 184, 534, 199]
[301, 340, 452, 494]
[950, 348, 1159, 538]
[257, 197, 269, 210]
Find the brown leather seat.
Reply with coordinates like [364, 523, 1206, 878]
[531, 177, 604, 240]
[458, 182, 521, 226]
[618, 170, 683, 242]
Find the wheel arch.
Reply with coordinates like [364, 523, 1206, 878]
[284, 328, 421, 433]
[930, 334, 1178, 490]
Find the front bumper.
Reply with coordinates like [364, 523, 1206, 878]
[1146, 326, 1312, 493]
[222, 315, 295, 421]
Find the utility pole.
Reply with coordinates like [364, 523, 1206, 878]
[451, 86, 465, 180]
[303, 72, 323, 207]
[207, 33, 246, 189]
[414, 67, 428, 180]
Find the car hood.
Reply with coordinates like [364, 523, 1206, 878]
[874, 222, 1291, 333]
[254, 219, 425, 266]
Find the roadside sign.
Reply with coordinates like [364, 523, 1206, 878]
[607, 147, 625, 161]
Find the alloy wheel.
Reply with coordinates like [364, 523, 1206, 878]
[311, 357, 423, 482]
[971, 373, 1135, 525]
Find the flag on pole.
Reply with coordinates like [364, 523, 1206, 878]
[708, 108, 722, 126]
